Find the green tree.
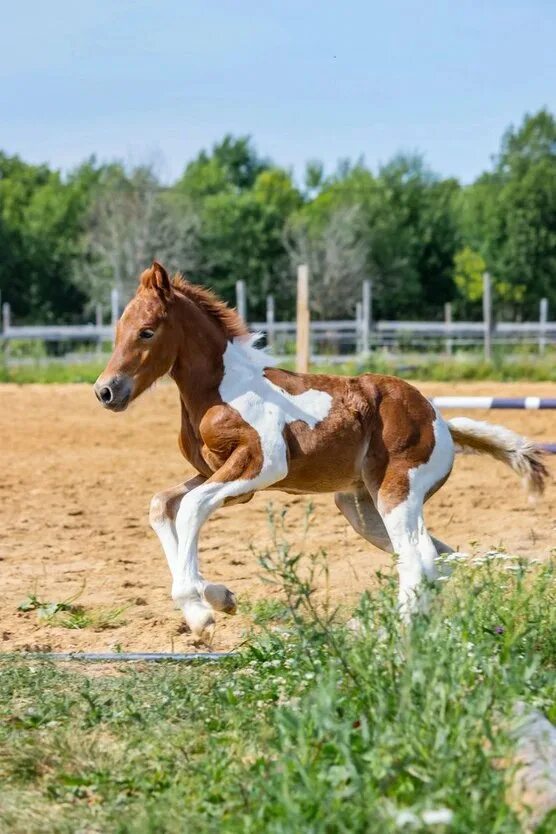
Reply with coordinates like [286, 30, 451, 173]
[197, 190, 292, 318]
[77, 163, 201, 305]
[172, 139, 299, 318]
[290, 155, 460, 319]
[453, 246, 486, 316]
[176, 135, 269, 200]
[377, 155, 461, 317]
[460, 110, 556, 317]
[0, 154, 97, 321]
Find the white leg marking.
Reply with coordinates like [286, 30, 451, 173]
[379, 413, 455, 616]
[380, 497, 425, 616]
[173, 467, 286, 633]
[149, 478, 205, 581]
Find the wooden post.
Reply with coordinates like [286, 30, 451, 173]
[483, 272, 492, 362]
[111, 288, 119, 346]
[2, 302, 9, 334]
[296, 265, 310, 374]
[539, 298, 548, 355]
[361, 279, 372, 358]
[444, 302, 453, 356]
[235, 280, 247, 323]
[266, 294, 275, 351]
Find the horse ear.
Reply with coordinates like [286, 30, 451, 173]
[140, 262, 173, 302]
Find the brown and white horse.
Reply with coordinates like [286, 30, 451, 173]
[94, 262, 548, 635]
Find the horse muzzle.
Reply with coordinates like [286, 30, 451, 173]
[94, 374, 133, 412]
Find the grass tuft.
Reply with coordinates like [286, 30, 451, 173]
[17, 593, 128, 631]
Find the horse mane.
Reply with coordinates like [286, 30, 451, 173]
[171, 273, 248, 340]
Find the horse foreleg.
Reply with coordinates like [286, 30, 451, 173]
[173, 447, 285, 635]
[149, 475, 207, 578]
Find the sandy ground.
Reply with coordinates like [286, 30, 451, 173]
[1, 380, 554, 654]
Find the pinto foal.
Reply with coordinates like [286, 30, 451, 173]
[95, 263, 548, 635]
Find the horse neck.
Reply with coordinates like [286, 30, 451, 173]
[169, 294, 228, 425]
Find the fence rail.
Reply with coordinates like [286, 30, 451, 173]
[1, 283, 554, 363]
[1, 324, 114, 341]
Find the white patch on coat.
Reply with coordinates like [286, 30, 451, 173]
[219, 338, 332, 481]
[378, 411, 455, 614]
[171, 338, 332, 626]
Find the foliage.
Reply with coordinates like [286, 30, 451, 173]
[75, 163, 201, 306]
[459, 109, 556, 318]
[0, 154, 97, 321]
[0, 536, 554, 833]
[453, 246, 486, 312]
[285, 203, 368, 318]
[2, 111, 556, 324]
[16, 592, 127, 630]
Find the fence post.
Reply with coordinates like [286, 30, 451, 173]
[266, 294, 275, 351]
[483, 272, 492, 362]
[355, 301, 363, 355]
[2, 302, 10, 335]
[362, 279, 371, 358]
[539, 298, 548, 355]
[111, 288, 119, 346]
[95, 303, 103, 355]
[444, 302, 453, 356]
[235, 280, 247, 323]
[296, 265, 310, 374]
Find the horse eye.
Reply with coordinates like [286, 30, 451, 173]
[139, 328, 155, 340]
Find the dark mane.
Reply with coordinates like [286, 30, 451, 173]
[171, 273, 248, 340]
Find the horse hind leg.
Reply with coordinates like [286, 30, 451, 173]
[335, 488, 454, 562]
[336, 486, 431, 617]
[369, 453, 455, 617]
[335, 488, 394, 553]
[379, 497, 428, 617]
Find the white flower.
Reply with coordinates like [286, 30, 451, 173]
[394, 807, 453, 828]
[395, 810, 418, 827]
[422, 808, 453, 825]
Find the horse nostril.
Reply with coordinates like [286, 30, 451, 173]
[99, 386, 113, 404]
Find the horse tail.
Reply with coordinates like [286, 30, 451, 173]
[447, 417, 549, 499]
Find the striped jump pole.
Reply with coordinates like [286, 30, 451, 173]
[430, 397, 556, 410]
[430, 396, 556, 454]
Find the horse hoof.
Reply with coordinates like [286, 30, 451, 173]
[183, 600, 215, 636]
[203, 583, 237, 615]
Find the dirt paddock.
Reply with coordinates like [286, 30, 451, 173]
[1, 380, 555, 654]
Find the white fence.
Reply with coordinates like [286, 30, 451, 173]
[1, 281, 554, 364]
[251, 317, 555, 362]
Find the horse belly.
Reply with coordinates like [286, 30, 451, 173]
[273, 417, 367, 493]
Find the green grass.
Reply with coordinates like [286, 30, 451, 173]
[1, 533, 555, 834]
[17, 593, 128, 631]
[0, 361, 105, 384]
[1, 346, 555, 383]
[312, 349, 556, 382]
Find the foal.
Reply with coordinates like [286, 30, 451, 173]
[95, 262, 548, 635]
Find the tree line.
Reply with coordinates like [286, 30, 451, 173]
[1, 109, 555, 324]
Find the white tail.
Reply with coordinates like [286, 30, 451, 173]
[448, 417, 549, 498]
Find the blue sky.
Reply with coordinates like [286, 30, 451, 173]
[2, 1, 555, 184]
